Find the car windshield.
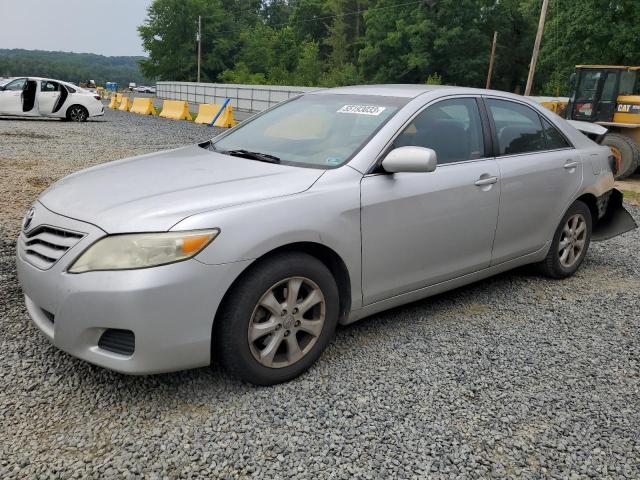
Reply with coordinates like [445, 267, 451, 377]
[212, 94, 407, 168]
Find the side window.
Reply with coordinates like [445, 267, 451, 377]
[601, 72, 618, 102]
[41, 81, 60, 92]
[619, 71, 637, 95]
[541, 117, 571, 150]
[4, 78, 26, 91]
[487, 99, 546, 155]
[393, 98, 484, 164]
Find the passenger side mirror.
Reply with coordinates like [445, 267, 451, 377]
[382, 146, 437, 173]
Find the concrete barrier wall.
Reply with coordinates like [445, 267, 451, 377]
[156, 82, 322, 113]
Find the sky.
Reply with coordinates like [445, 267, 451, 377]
[0, 0, 154, 57]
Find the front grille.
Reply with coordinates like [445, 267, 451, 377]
[20, 225, 85, 269]
[98, 329, 135, 356]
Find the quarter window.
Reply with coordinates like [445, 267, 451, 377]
[393, 98, 485, 164]
[487, 99, 546, 155]
[541, 117, 570, 150]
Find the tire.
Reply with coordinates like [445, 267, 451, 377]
[539, 201, 592, 279]
[214, 252, 339, 385]
[601, 133, 640, 180]
[66, 105, 89, 122]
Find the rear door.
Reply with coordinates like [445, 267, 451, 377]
[0, 78, 27, 115]
[360, 97, 500, 304]
[485, 97, 582, 264]
[38, 80, 62, 116]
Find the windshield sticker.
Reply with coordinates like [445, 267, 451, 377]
[337, 105, 386, 116]
[326, 156, 343, 165]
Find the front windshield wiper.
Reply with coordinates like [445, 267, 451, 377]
[224, 149, 281, 164]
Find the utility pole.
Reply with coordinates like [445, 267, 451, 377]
[525, 0, 549, 96]
[197, 15, 202, 83]
[486, 31, 498, 89]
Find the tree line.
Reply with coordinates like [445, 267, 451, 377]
[0, 49, 149, 86]
[138, 0, 640, 95]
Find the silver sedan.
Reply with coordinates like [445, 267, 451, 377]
[16, 85, 636, 385]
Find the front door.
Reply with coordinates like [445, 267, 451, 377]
[38, 80, 62, 115]
[0, 78, 27, 115]
[571, 69, 604, 121]
[485, 98, 583, 264]
[595, 71, 619, 122]
[360, 97, 500, 305]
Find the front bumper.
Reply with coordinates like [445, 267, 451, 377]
[16, 203, 251, 374]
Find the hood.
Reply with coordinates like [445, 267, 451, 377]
[39, 145, 324, 233]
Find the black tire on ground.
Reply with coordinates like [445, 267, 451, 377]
[66, 105, 89, 122]
[214, 251, 339, 385]
[538, 200, 592, 279]
[601, 132, 640, 180]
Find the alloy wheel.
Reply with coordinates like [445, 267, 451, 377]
[558, 213, 587, 268]
[248, 276, 326, 368]
[69, 107, 87, 122]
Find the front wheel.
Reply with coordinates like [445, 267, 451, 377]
[539, 201, 592, 279]
[66, 105, 89, 122]
[214, 252, 339, 385]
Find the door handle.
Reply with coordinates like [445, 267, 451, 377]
[564, 161, 579, 169]
[474, 176, 498, 186]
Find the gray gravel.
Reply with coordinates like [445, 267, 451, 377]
[0, 107, 223, 238]
[1, 109, 640, 478]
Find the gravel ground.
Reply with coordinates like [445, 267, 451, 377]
[1, 109, 640, 478]
[0, 108, 222, 239]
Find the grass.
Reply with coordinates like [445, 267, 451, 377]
[620, 189, 640, 207]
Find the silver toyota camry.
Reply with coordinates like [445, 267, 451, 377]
[17, 85, 636, 385]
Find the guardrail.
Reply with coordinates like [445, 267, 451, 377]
[156, 82, 321, 113]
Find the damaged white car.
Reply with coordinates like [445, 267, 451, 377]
[0, 77, 104, 121]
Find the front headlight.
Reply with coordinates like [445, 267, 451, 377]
[68, 229, 220, 273]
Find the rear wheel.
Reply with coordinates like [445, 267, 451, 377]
[601, 133, 640, 179]
[66, 105, 89, 122]
[539, 201, 592, 279]
[214, 252, 339, 385]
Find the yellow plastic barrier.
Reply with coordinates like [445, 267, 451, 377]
[194, 103, 237, 127]
[118, 97, 132, 111]
[130, 97, 157, 116]
[194, 103, 221, 124]
[108, 96, 119, 109]
[159, 100, 192, 121]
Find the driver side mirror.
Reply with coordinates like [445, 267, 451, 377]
[382, 146, 437, 173]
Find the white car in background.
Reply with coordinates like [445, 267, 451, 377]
[133, 85, 156, 94]
[0, 77, 104, 122]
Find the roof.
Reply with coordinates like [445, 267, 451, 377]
[309, 84, 456, 98]
[576, 65, 640, 71]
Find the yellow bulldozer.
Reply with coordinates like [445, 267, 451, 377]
[543, 65, 640, 179]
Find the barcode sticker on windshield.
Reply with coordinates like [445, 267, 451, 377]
[337, 105, 386, 115]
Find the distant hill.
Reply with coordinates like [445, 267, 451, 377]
[0, 49, 151, 86]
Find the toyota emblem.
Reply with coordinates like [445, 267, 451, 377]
[23, 207, 35, 232]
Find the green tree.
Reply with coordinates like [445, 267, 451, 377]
[138, 0, 235, 81]
[537, 0, 640, 95]
[358, 0, 434, 83]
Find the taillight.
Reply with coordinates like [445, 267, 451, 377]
[94, 95, 101, 100]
